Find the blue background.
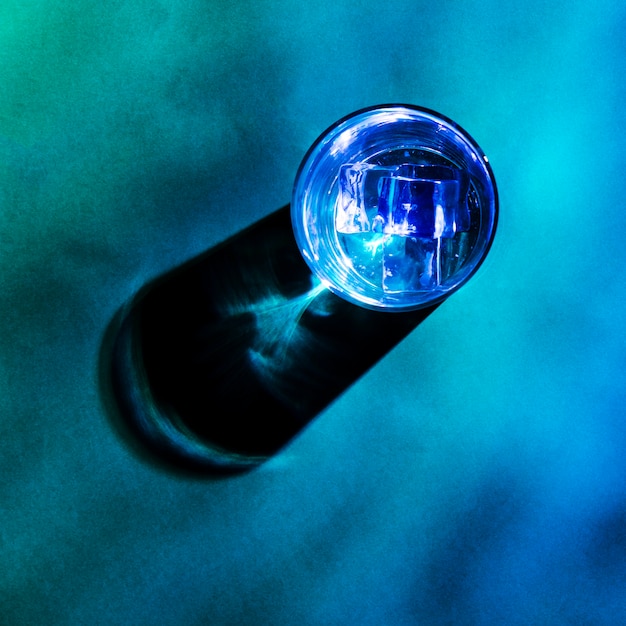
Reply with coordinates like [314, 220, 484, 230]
[2, 2, 626, 624]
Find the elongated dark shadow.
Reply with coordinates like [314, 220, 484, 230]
[101, 206, 438, 476]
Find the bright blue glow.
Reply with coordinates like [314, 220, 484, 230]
[292, 105, 498, 311]
[338, 163, 472, 294]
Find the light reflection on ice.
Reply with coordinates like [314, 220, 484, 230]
[336, 162, 470, 293]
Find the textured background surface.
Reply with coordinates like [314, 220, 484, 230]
[2, 2, 626, 624]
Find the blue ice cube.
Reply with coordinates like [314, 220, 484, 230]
[376, 165, 470, 237]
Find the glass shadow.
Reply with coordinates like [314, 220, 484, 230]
[102, 206, 438, 475]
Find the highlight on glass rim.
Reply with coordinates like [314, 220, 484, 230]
[291, 104, 498, 312]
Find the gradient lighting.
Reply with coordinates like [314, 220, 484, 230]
[3, 2, 626, 625]
[292, 105, 498, 311]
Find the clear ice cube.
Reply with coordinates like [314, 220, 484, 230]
[382, 236, 439, 292]
[336, 162, 472, 293]
[336, 164, 397, 234]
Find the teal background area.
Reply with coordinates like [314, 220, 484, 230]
[2, 2, 626, 624]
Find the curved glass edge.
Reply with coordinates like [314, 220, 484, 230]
[291, 104, 498, 312]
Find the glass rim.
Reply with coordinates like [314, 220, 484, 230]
[291, 104, 499, 312]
